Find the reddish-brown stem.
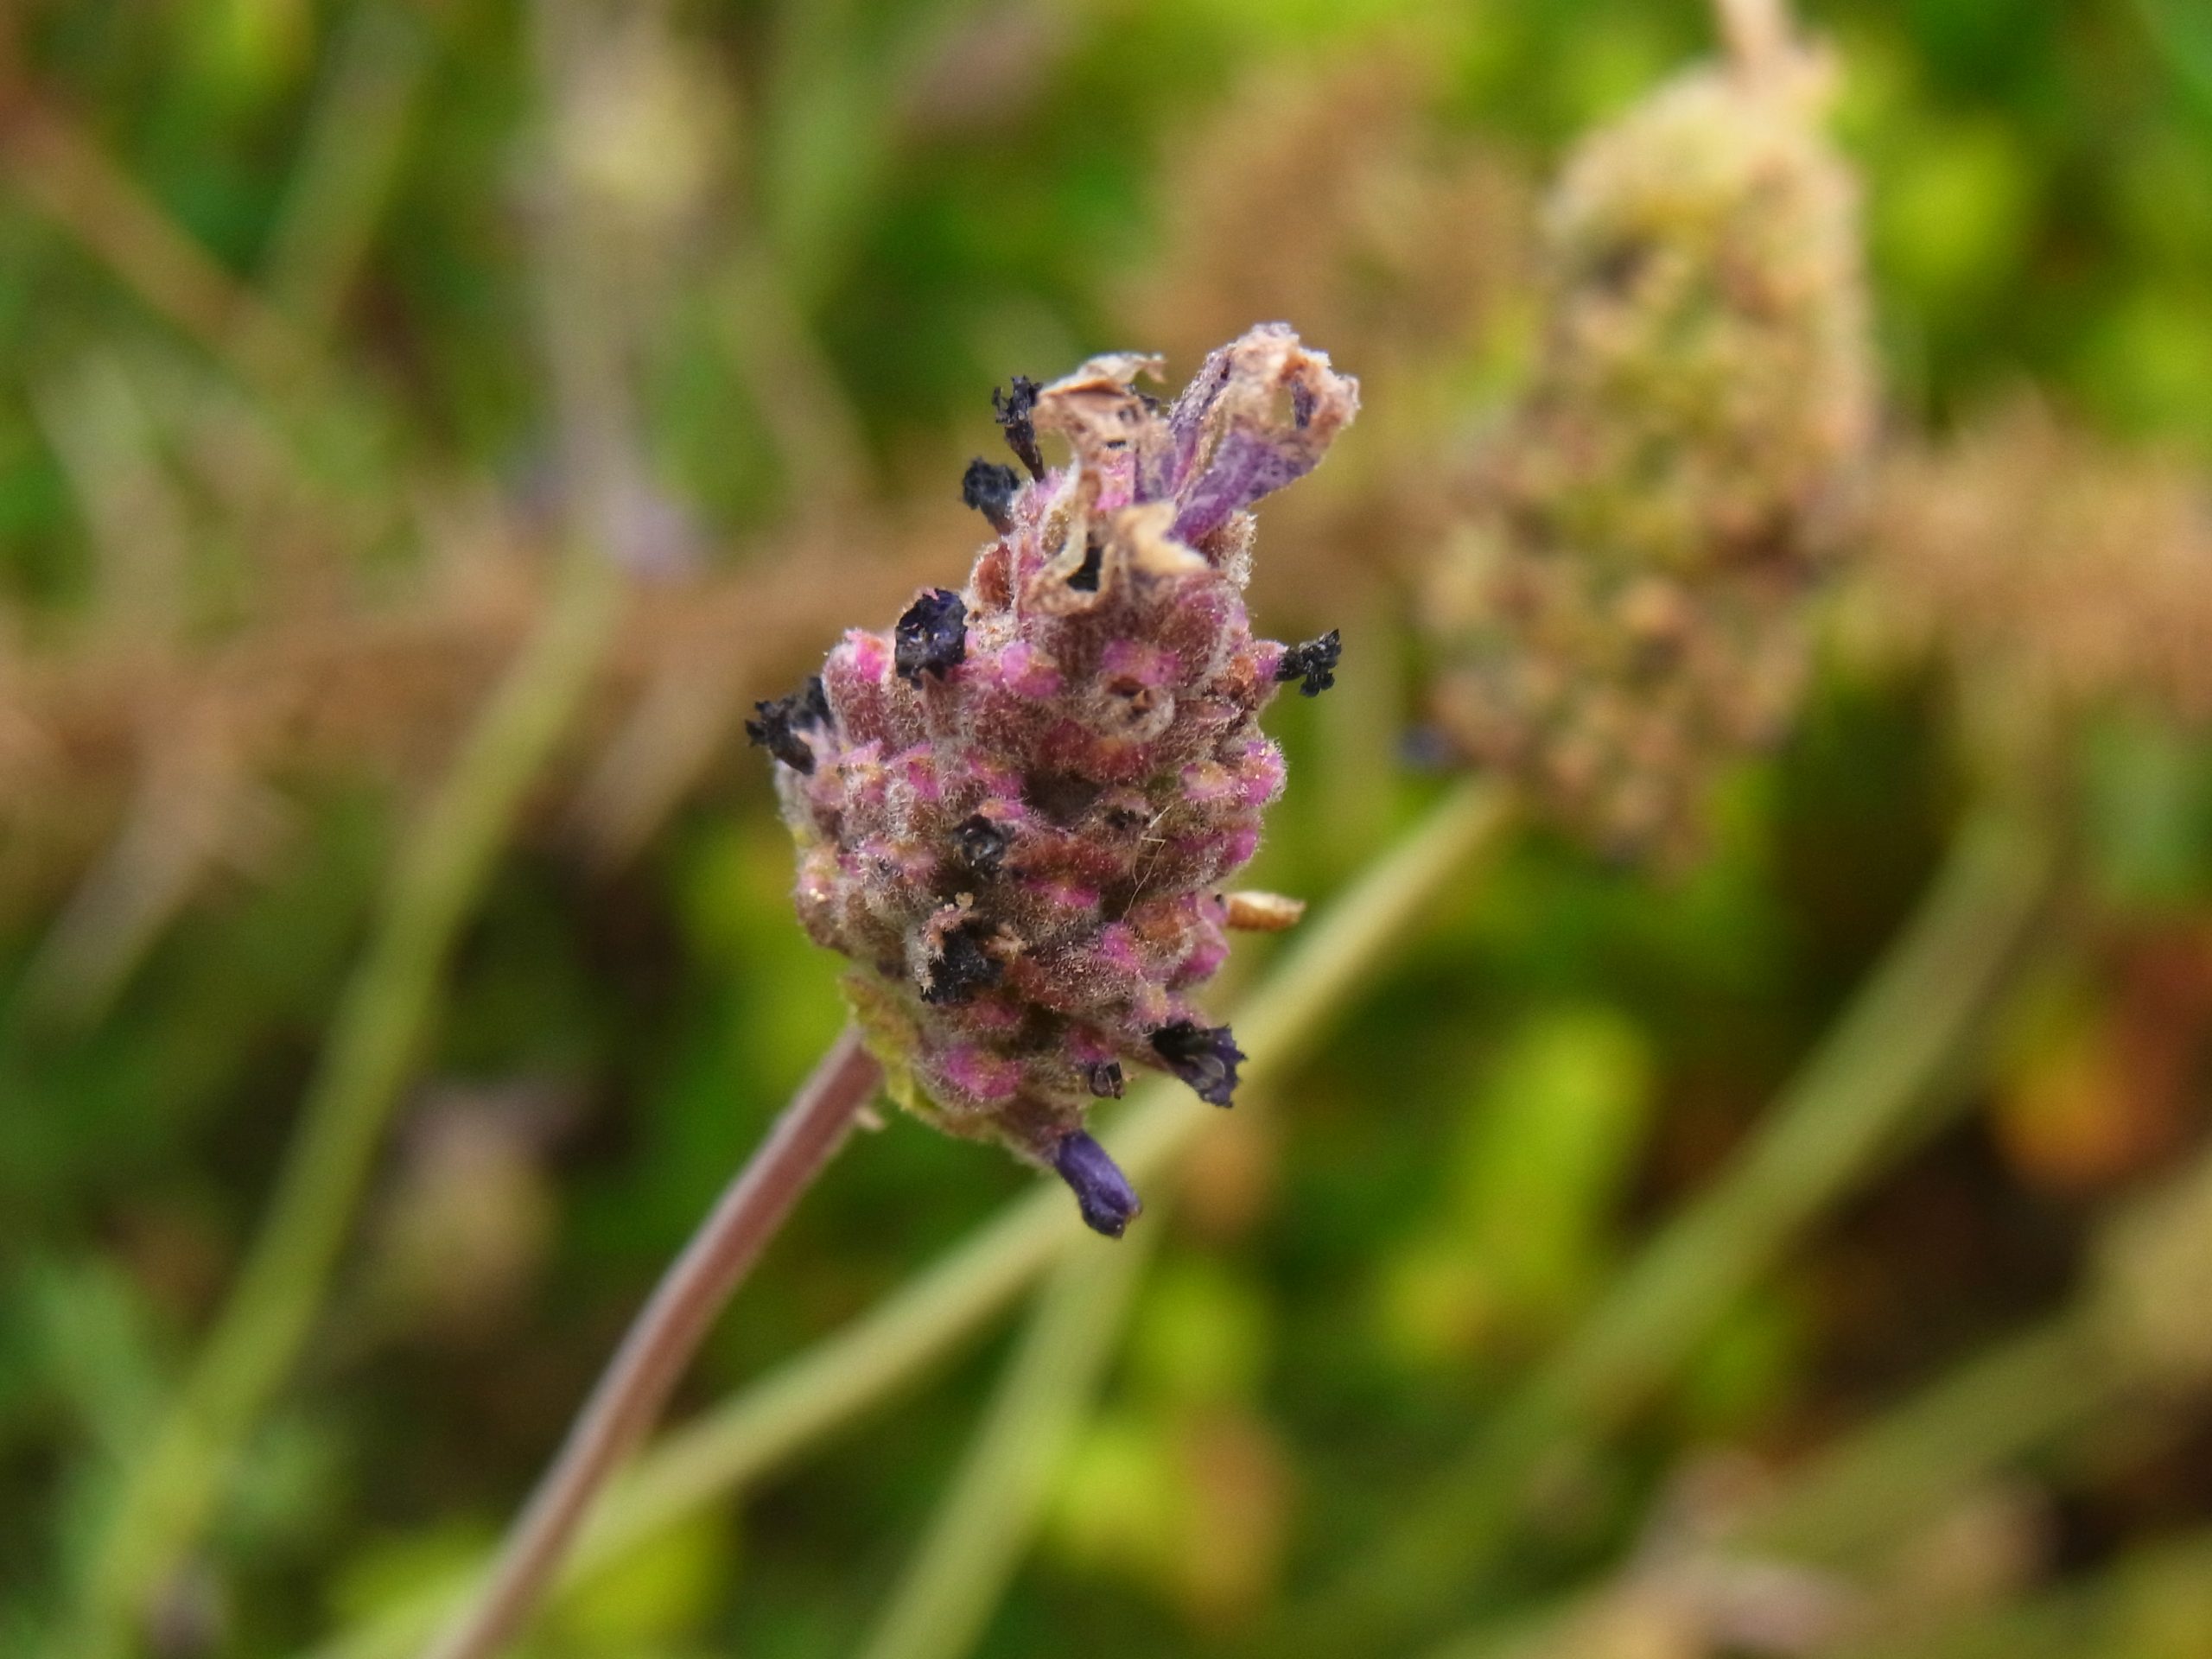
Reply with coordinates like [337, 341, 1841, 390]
[422, 1026, 882, 1659]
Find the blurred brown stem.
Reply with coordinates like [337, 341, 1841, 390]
[1713, 0, 1795, 76]
[1736, 1316, 2114, 1570]
[421, 1027, 882, 1659]
[0, 68, 323, 410]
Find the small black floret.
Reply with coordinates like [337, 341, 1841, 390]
[921, 921, 1001, 1005]
[895, 588, 968, 683]
[1085, 1060, 1125, 1099]
[1052, 1129, 1141, 1237]
[961, 458, 1021, 533]
[953, 814, 1012, 876]
[1274, 629, 1342, 697]
[993, 375, 1046, 480]
[743, 674, 833, 773]
[1068, 529, 1104, 593]
[1151, 1020, 1245, 1107]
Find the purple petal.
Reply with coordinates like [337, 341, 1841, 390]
[1150, 1020, 1245, 1106]
[1170, 429, 1325, 544]
[1053, 1130, 1142, 1237]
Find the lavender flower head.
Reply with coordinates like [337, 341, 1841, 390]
[750, 326, 1357, 1236]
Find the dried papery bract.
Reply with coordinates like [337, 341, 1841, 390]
[1857, 404, 2212, 753]
[753, 326, 1358, 1233]
[1428, 53, 1872, 860]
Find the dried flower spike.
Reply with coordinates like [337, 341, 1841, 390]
[1427, 53, 1871, 861]
[1857, 404, 2212, 738]
[753, 326, 1358, 1235]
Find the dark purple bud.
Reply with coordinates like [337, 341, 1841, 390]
[1085, 1059, 1125, 1098]
[993, 375, 1046, 480]
[1067, 529, 1104, 594]
[962, 458, 1021, 533]
[920, 921, 1001, 1004]
[1275, 629, 1342, 697]
[1052, 1129, 1141, 1237]
[895, 588, 968, 683]
[953, 814, 1012, 876]
[744, 674, 833, 773]
[1151, 1020, 1245, 1106]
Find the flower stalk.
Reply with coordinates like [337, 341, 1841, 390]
[420, 1027, 882, 1659]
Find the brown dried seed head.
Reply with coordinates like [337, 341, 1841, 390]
[1856, 402, 2212, 734]
[1427, 57, 1872, 864]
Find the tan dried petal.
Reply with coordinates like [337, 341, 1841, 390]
[1224, 890, 1306, 932]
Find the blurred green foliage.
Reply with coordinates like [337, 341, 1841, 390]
[6, 1, 2212, 1656]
